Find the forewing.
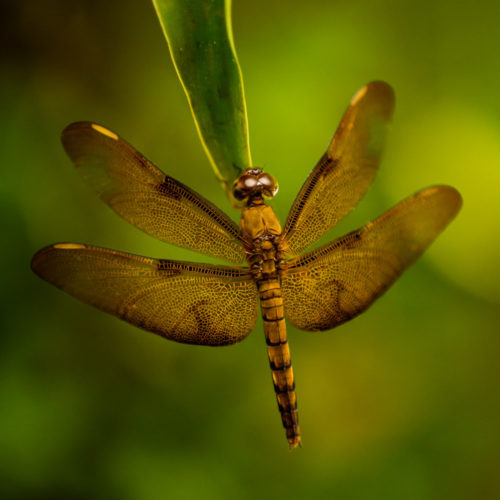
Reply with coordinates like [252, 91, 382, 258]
[283, 81, 395, 256]
[281, 186, 462, 331]
[62, 122, 245, 264]
[31, 244, 258, 345]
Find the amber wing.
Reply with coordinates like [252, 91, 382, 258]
[62, 122, 246, 264]
[281, 186, 462, 331]
[31, 244, 258, 345]
[283, 81, 395, 256]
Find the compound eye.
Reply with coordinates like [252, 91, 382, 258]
[242, 176, 257, 189]
[233, 174, 257, 200]
[233, 184, 246, 200]
[258, 173, 278, 198]
[258, 174, 272, 187]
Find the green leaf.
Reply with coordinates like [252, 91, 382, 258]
[152, 0, 251, 200]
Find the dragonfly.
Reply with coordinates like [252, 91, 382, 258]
[31, 81, 461, 448]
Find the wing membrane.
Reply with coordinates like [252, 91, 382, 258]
[281, 186, 462, 331]
[283, 81, 395, 256]
[62, 122, 245, 264]
[31, 243, 258, 345]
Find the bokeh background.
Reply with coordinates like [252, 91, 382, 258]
[1, 0, 499, 498]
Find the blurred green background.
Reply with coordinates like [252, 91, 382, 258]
[1, 0, 499, 498]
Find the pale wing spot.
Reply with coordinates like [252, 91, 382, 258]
[350, 85, 368, 106]
[53, 243, 87, 250]
[91, 124, 119, 141]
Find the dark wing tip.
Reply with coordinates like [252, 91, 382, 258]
[30, 246, 47, 277]
[61, 122, 121, 161]
[351, 81, 396, 120]
[366, 80, 395, 94]
[61, 121, 93, 145]
[62, 121, 93, 134]
[365, 80, 395, 101]
[424, 184, 463, 218]
[31, 243, 87, 278]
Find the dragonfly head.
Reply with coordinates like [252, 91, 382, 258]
[233, 168, 279, 204]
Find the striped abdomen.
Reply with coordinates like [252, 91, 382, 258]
[259, 278, 301, 448]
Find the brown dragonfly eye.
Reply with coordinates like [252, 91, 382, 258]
[243, 176, 258, 189]
[258, 173, 278, 198]
[233, 174, 258, 200]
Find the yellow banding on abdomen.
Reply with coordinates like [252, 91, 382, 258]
[259, 278, 301, 448]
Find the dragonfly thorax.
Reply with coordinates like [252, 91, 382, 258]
[233, 168, 278, 204]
